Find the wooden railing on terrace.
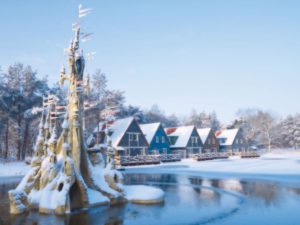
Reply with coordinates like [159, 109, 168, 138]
[115, 154, 181, 167]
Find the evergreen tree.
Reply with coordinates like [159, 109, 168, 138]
[0, 63, 48, 159]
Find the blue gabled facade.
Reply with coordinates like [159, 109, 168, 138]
[140, 123, 171, 155]
[148, 124, 171, 154]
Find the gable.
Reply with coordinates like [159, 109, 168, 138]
[203, 130, 219, 146]
[187, 128, 203, 147]
[232, 129, 246, 145]
[107, 117, 134, 148]
[140, 123, 160, 144]
[118, 119, 149, 147]
[149, 124, 171, 146]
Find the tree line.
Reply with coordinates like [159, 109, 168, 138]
[0, 63, 180, 160]
[0, 63, 299, 160]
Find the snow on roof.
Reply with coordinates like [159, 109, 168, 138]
[140, 123, 161, 144]
[93, 117, 135, 148]
[108, 117, 135, 148]
[216, 128, 239, 146]
[166, 126, 195, 148]
[197, 128, 211, 144]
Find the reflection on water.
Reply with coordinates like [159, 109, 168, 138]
[1, 174, 300, 225]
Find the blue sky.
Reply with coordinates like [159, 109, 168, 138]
[0, 0, 299, 123]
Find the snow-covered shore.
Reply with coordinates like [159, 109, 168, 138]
[0, 161, 30, 178]
[125, 150, 300, 186]
[1, 150, 300, 185]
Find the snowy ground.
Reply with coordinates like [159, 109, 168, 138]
[1, 150, 300, 186]
[125, 150, 300, 186]
[0, 161, 30, 177]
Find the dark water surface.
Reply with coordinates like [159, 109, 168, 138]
[0, 174, 300, 225]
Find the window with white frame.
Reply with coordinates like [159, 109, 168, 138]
[129, 133, 133, 141]
[212, 139, 215, 144]
[128, 133, 139, 142]
[161, 136, 165, 143]
[191, 137, 198, 144]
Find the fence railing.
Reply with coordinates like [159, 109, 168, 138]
[116, 154, 181, 167]
[240, 151, 260, 158]
[159, 154, 181, 162]
[193, 151, 260, 161]
[193, 152, 229, 161]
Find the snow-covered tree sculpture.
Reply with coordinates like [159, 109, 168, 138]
[8, 25, 125, 214]
[8, 11, 164, 214]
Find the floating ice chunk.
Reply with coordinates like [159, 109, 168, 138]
[124, 185, 164, 204]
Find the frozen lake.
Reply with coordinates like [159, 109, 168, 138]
[0, 173, 300, 225]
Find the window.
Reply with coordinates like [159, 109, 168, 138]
[212, 139, 215, 144]
[135, 134, 139, 142]
[208, 139, 211, 145]
[161, 136, 165, 143]
[240, 139, 243, 144]
[128, 133, 139, 142]
[162, 148, 167, 154]
[129, 134, 133, 141]
[156, 136, 159, 143]
[191, 137, 198, 144]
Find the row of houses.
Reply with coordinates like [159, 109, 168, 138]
[88, 117, 248, 159]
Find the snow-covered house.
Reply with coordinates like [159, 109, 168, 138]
[165, 126, 203, 158]
[215, 128, 247, 153]
[140, 122, 171, 155]
[197, 128, 220, 153]
[92, 117, 149, 156]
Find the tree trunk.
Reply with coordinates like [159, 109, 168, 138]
[17, 103, 22, 160]
[4, 119, 9, 159]
[267, 135, 272, 152]
[22, 120, 30, 160]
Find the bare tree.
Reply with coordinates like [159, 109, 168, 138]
[236, 109, 279, 151]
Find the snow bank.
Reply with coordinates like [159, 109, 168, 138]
[124, 185, 164, 204]
[125, 150, 300, 186]
[89, 164, 123, 198]
[2, 150, 300, 186]
[87, 188, 109, 206]
[0, 161, 30, 177]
